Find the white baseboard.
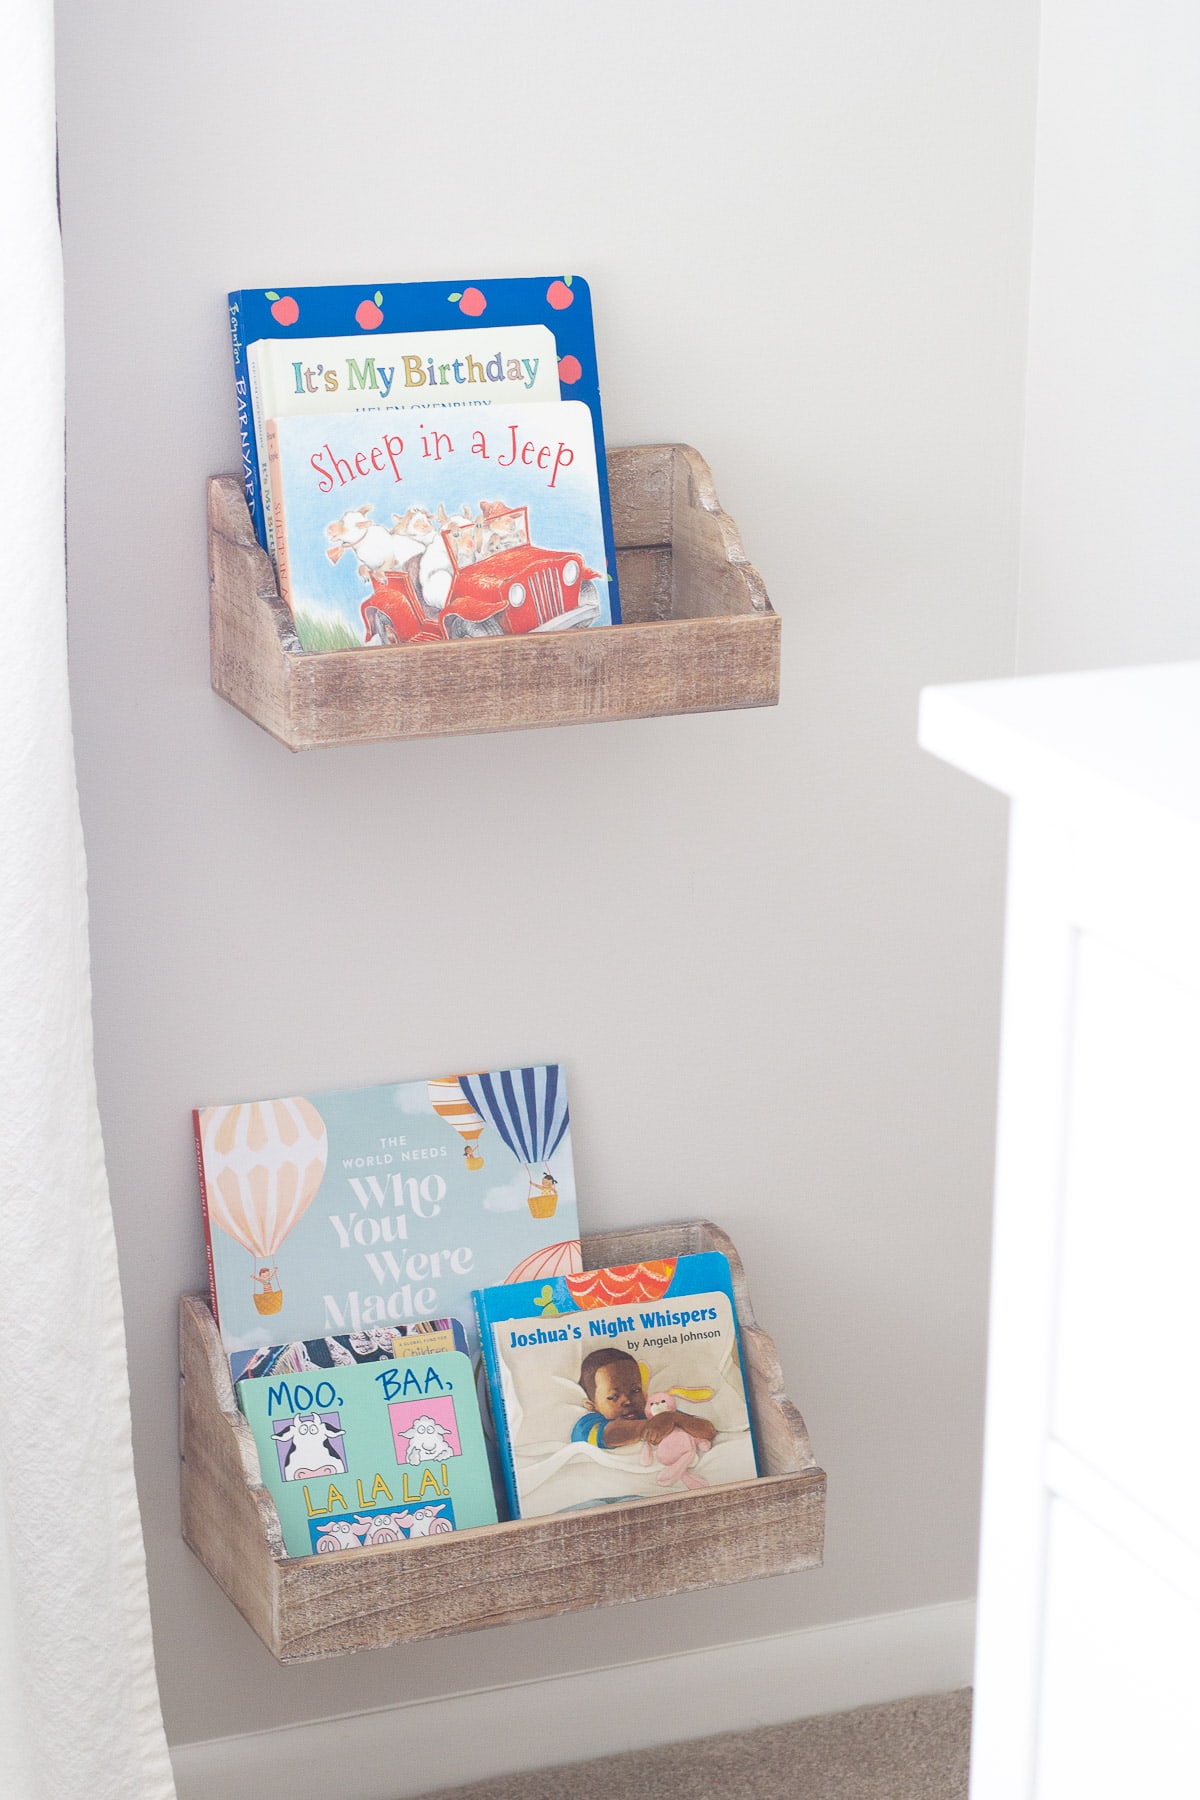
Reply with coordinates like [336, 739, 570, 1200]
[170, 1597, 976, 1800]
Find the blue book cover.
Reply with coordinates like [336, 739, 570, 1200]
[227, 275, 620, 621]
[237, 1348, 498, 1556]
[267, 400, 615, 651]
[474, 1251, 759, 1520]
[195, 1065, 582, 1366]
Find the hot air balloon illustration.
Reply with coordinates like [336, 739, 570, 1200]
[505, 1239, 584, 1285]
[199, 1098, 327, 1315]
[427, 1078, 486, 1170]
[458, 1066, 569, 1219]
[565, 1260, 677, 1310]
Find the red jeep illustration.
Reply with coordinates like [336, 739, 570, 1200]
[360, 506, 602, 647]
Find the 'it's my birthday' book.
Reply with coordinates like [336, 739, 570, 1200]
[474, 1251, 759, 1520]
[237, 1347, 497, 1555]
[194, 1065, 582, 1366]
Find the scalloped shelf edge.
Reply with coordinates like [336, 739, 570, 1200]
[180, 1219, 824, 1662]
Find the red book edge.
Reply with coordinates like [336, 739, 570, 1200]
[192, 1109, 221, 1329]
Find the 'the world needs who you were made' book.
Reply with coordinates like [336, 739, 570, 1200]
[194, 1064, 582, 1368]
[267, 399, 615, 652]
[237, 1346, 498, 1556]
[227, 274, 618, 615]
[474, 1251, 759, 1521]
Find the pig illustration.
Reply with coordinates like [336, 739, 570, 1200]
[313, 1519, 365, 1553]
[405, 1505, 452, 1537]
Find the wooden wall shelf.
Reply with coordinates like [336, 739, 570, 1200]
[180, 1220, 824, 1663]
[208, 445, 779, 750]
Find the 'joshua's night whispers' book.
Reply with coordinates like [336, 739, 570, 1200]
[474, 1251, 758, 1520]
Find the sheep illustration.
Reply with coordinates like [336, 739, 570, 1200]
[396, 1413, 457, 1464]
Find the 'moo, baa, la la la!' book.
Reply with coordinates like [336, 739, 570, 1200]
[266, 399, 615, 652]
[194, 1064, 582, 1366]
[474, 1251, 759, 1520]
[237, 1347, 498, 1555]
[227, 274, 618, 602]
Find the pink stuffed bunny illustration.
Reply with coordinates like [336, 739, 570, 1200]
[639, 1386, 715, 1490]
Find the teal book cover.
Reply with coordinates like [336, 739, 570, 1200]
[474, 1251, 759, 1520]
[266, 399, 614, 651]
[237, 1349, 498, 1556]
[195, 1064, 582, 1365]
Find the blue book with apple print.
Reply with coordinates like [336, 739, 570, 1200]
[227, 275, 619, 622]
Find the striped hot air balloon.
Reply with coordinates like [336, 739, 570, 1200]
[427, 1077, 487, 1170]
[565, 1260, 677, 1310]
[199, 1099, 327, 1314]
[458, 1066, 570, 1219]
[505, 1239, 584, 1284]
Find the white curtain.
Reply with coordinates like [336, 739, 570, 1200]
[0, 5, 176, 1796]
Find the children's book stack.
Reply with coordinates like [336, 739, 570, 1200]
[196, 1063, 581, 1554]
[228, 278, 620, 653]
[195, 1063, 761, 1554]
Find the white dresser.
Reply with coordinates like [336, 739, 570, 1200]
[921, 660, 1200, 1799]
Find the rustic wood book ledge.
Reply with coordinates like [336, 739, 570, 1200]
[180, 1219, 824, 1662]
[208, 446, 780, 749]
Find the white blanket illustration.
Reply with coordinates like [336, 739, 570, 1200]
[499, 1329, 758, 1518]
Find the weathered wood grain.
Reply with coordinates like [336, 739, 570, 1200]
[208, 445, 780, 750]
[180, 1221, 825, 1662]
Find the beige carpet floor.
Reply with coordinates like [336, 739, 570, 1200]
[415, 1689, 973, 1800]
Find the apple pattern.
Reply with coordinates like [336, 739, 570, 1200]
[557, 354, 582, 385]
[546, 278, 574, 310]
[355, 292, 384, 330]
[265, 291, 299, 327]
[448, 287, 487, 317]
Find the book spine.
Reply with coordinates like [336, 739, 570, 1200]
[247, 343, 279, 563]
[473, 1293, 521, 1520]
[192, 1110, 220, 1328]
[228, 293, 266, 548]
[265, 420, 294, 616]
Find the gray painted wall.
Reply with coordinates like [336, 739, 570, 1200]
[1016, 0, 1200, 674]
[56, 0, 1036, 1751]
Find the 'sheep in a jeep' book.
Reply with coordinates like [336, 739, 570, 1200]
[237, 1346, 498, 1556]
[474, 1251, 759, 1520]
[265, 399, 614, 651]
[194, 1065, 581, 1365]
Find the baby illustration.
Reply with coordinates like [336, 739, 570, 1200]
[570, 1349, 716, 1453]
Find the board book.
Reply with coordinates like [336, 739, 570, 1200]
[266, 399, 615, 651]
[248, 324, 560, 566]
[230, 1318, 467, 1385]
[227, 275, 619, 620]
[237, 1347, 498, 1556]
[474, 1251, 759, 1520]
[194, 1064, 581, 1367]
